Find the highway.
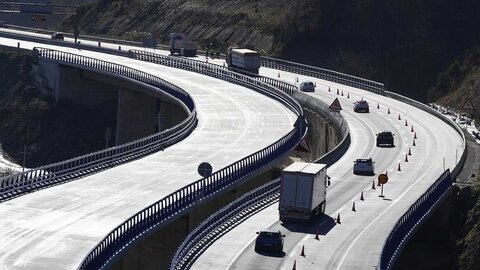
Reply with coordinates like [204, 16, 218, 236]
[0, 35, 297, 269]
[0, 28, 465, 270]
[191, 69, 464, 269]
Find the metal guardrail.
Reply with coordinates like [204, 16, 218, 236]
[168, 79, 353, 270]
[377, 170, 453, 270]
[261, 56, 386, 96]
[169, 178, 281, 270]
[0, 47, 198, 202]
[376, 91, 467, 270]
[76, 49, 307, 270]
[78, 124, 305, 270]
[129, 50, 303, 116]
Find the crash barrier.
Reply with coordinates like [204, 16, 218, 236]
[0, 47, 198, 202]
[129, 50, 302, 115]
[169, 179, 281, 270]
[377, 170, 453, 270]
[78, 124, 305, 270]
[385, 91, 466, 179]
[77, 49, 307, 269]
[261, 56, 386, 96]
[376, 91, 467, 269]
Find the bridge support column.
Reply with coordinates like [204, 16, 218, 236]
[116, 88, 156, 145]
[158, 100, 188, 131]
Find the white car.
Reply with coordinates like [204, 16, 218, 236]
[353, 100, 369, 113]
[353, 158, 375, 175]
[299, 81, 315, 92]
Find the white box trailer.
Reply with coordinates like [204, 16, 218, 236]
[279, 162, 327, 222]
[169, 32, 198, 57]
[226, 48, 261, 74]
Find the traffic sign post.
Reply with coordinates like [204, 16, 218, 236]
[378, 174, 388, 198]
[329, 98, 342, 114]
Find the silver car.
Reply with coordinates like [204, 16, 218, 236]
[353, 158, 375, 175]
[353, 100, 369, 113]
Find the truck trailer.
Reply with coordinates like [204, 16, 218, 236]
[279, 162, 327, 222]
[169, 32, 197, 57]
[226, 48, 261, 74]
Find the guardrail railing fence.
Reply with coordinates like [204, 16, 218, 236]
[0, 48, 198, 203]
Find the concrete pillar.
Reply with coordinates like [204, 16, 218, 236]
[116, 88, 157, 145]
[158, 100, 188, 131]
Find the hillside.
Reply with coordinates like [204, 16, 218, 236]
[0, 50, 116, 168]
[429, 46, 480, 122]
[58, 0, 480, 102]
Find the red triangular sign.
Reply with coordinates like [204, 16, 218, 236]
[461, 98, 474, 111]
[329, 98, 342, 111]
[295, 138, 310, 152]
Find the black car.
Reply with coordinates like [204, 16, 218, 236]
[255, 229, 285, 253]
[51, 32, 64, 41]
[376, 131, 394, 147]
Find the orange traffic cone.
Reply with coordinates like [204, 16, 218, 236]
[398, 114, 401, 120]
[377, 103, 380, 109]
[278, 72, 280, 78]
[398, 162, 401, 171]
[352, 201, 356, 212]
[296, 77, 299, 82]
[292, 260, 297, 270]
[386, 171, 388, 177]
[337, 88, 340, 95]
[411, 125, 414, 132]
[414, 132, 417, 139]
[347, 92, 350, 98]
[315, 227, 320, 240]
[413, 138, 416, 146]
[405, 119, 408, 126]
[408, 148, 412, 155]
[405, 154, 409, 162]
[300, 245, 305, 257]
[372, 181, 376, 190]
[388, 108, 391, 114]
[341, 90, 344, 96]
[377, 180, 381, 186]
[336, 213, 341, 224]
[328, 86, 331, 92]
[360, 191, 364, 201]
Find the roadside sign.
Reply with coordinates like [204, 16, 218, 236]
[461, 98, 474, 111]
[378, 174, 388, 184]
[31, 15, 46, 21]
[329, 98, 342, 111]
[294, 138, 310, 152]
[198, 162, 213, 178]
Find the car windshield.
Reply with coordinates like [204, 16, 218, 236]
[379, 132, 392, 137]
[356, 159, 372, 164]
[259, 231, 282, 239]
[357, 100, 367, 104]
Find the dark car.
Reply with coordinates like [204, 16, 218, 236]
[255, 229, 285, 253]
[51, 32, 64, 41]
[376, 131, 395, 147]
[353, 100, 369, 113]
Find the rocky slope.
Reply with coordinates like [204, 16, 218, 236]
[0, 50, 116, 168]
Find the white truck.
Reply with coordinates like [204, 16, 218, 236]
[169, 32, 197, 57]
[226, 48, 261, 74]
[279, 162, 327, 222]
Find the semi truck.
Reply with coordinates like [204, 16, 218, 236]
[279, 162, 327, 222]
[169, 32, 198, 57]
[226, 48, 261, 74]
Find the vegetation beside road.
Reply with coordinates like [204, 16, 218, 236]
[0, 50, 115, 168]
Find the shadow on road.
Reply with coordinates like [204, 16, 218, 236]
[280, 215, 336, 236]
[255, 250, 286, 258]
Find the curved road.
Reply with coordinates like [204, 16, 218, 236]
[192, 68, 463, 269]
[0, 37, 296, 269]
